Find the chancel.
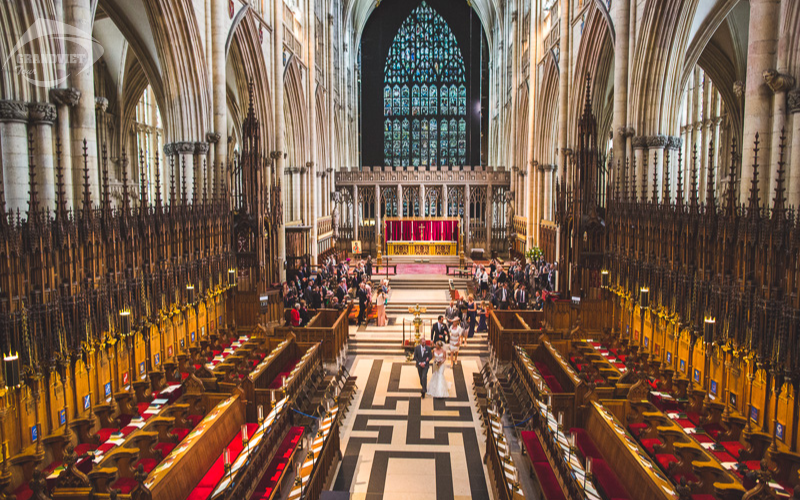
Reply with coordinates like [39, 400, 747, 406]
[0, 0, 799, 499]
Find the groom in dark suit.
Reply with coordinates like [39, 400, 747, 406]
[431, 316, 449, 345]
[414, 339, 433, 398]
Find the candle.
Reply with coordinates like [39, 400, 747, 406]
[282, 375, 287, 388]
[558, 412, 563, 426]
[271, 390, 276, 404]
[586, 457, 592, 475]
[223, 448, 230, 469]
[257, 405, 264, 423]
[241, 424, 248, 445]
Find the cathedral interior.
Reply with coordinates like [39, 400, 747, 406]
[1, 0, 800, 499]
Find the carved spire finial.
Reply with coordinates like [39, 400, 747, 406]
[676, 147, 684, 209]
[169, 154, 176, 206]
[690, 144, 699, 211]
[82, 138, 92, 214]
[663, 148, 671, 204]
[101, 143, 111, 215]
[154, 152, 163, 210]
[181, 155, 187, 206]
[27, 132, 39, 219]
[772, 128, 787, 217]
[631, 152, 638, 203]
[706, 139, 716, 210]
[748, 133, 761, 217]
[139, 149, 148, 209]
[55, 137, 67, 218]
[652, 150, 659, 204]
[622, 157, 629, 202]
[202, 159, 208, 205]
[725, 136, 738, 216]
[121, 149, 131, 215]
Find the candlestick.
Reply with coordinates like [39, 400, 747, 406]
[257, 405, 264, 424]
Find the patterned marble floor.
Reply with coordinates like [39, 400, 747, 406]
[331, 354, 492, 500]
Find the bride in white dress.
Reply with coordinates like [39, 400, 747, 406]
[427, 342, 450, 398]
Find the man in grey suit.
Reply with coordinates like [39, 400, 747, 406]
[414, 339, 433, 398]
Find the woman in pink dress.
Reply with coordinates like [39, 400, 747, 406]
[376, 289, 388, 326]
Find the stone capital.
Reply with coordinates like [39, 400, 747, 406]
[206, 132, 221, 144]
[666, 136, 683, 151]
[326, 167, 334, 173]
[646, 134, 668, 149]
[561, 147, 572, 156]
[164, 141, 196, 155]
[0, 100, 29, 122]
[50, 87, 81, 107]
[194, 142, 209, 155]
[631, 136, 648, 149]
[788, 89, 800, 114]
[28, 102, 56, 124]
[511, 165, 519, 172]
[305, 161, 314, 169]
[300, 166, 308, 174]
[763, 69, 796, 94]
[316, 171, 327, 178]
[95, 96, 108, 112]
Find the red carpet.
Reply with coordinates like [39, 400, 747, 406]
[395, 264, 447, 275]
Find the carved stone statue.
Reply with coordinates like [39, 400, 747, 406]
[331, 191, 341, 240]
[505, 191, 516, 238]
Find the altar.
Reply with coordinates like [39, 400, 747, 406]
[384, 218, 459, 256]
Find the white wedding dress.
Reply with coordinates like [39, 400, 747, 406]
[427, 351, 450, 398]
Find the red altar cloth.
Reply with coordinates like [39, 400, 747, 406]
[384, 219, 458, 242]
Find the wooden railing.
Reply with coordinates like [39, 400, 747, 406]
[488, 310, 545, 363]
[513, 216, 527, 239]
[300, 416, 340, 500]
[275, 306, 351, 362]
[485, 427, 512, 500]
[317, 215, 332, 237]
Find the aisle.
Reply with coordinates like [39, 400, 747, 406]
[330, 354, 492, 500]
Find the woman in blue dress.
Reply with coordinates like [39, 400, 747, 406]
[477, 300, 488, 332]
[467, 295, 477, 339]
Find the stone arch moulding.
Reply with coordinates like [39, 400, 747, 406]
[284, 56, 309, 168]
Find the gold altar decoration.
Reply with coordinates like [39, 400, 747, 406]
[387, 241, 457, 256]
[408, 304, 427, 345]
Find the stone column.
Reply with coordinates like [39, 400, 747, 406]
[790, 90, 800, 208]
[28, 102, 57, 211]
[327, 167, 334, 214]
[486, 184, 493, 251]
[164, 142, 195, 204]
[541, 164, 555, 221]
[465, 185, 471, 250]
[397, 183, 403, 217]
[309, 162, 318, 261]
[419, 184, 425, 217]
[442, 184, 449, 216]
[375, 183, 381, 252]
[50, 88, 80, 210]
[764, 70, 796, 204]
[740, 0, 781, 204]
[211, 0, 227, 170]
[558, 0, 571, 183]
[0, 100, 30, 213]
[612, 0, 631, 170]
[206, 132, 220, 191]
[353, 184, 359, 241]
[273, 0, 287, 281]
[65, 0, 99, 205]
[294, 166, 302, 222]
[510, 166, 517, 212]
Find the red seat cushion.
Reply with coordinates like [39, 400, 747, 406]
[592, 459, 630, 500]
[534, 362, 552, 377]
[121, 425, 137, 437]
[692, 433, 714, 444]
[137, 402, 151, 415]
[712, 451, 736, 463]
[187, 487, 214, 500]
[186, 414, 203, 427]
[97, 443, 116, 454]
[703, 423, 724, 439]
[96, 427, 118, 443]
[628, 423, 648, 437]
[170, 428, 190, 441]
[136, 458, 159, 473]
[43, 460, 62, 474]
[74, 443, 97, 456]
[544, 375, 564, 394]
[692, 495, 716, 500]
[640, 438, 663, 454]
[118, 414, 133, 427]
[110, 476, 139, 494]
[13, 483, 33, 500]
[721, 441, 744, 459]
[674, 418, 695, 429]
[686, 412, 701, 425]
[570, 428, 603, 461]
[656, 454, 678, 470]
[521, 430, 547, 463]
[155, 442, 176, 456]
[532, 462, 567, 500]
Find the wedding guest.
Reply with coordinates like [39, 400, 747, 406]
[376, 288, 388, 327]
[466, 294, 476, 341]
[477, 301, 488, 332]
[449, 318, 463, 367]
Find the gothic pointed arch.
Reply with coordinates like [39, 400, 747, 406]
[284, 57, 308, 170]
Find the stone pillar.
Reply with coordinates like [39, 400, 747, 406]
[327, 167, 334, 214]
[309, 162, 318, 261]
[273, 0, 287, 282]
[353, 184, 359, 242]
[65, 0, 99, 205]
[558, 0, 571, 183]
[293, 166, 302, 222]
[50, 88, 80, 211]
[375, 183, 381, 252]
[510, 166, 517, 212]
[206, 132, 220, 192]
[790, 90, 800, 208]
[0, 101, 30, 213]
[419, 184, 425, 217]
[442, 184, 449, 216]
[211, 0, 227, 171]
[397, 183, 403, 217]
[28, 103, 57, 211]
[740, 0, 781, 204]
[465, 185, 471, 250]
[764, 70, 796, 205]
[612, 0, 631, 170]
[164, 142, 195, 204]
[486, 184, 493, 251]
[541, 163, 554, 221]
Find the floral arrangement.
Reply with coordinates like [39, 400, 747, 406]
[526, 246, 544, 263]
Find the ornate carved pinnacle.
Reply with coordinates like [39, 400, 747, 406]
[763, 69, 796, 94]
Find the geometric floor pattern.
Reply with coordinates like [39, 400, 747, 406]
[331, 355, 493, 500]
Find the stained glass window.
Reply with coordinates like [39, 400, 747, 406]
[383, 1, 467, 166]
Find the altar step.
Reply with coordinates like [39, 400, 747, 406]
[349, 333, 488, 356]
